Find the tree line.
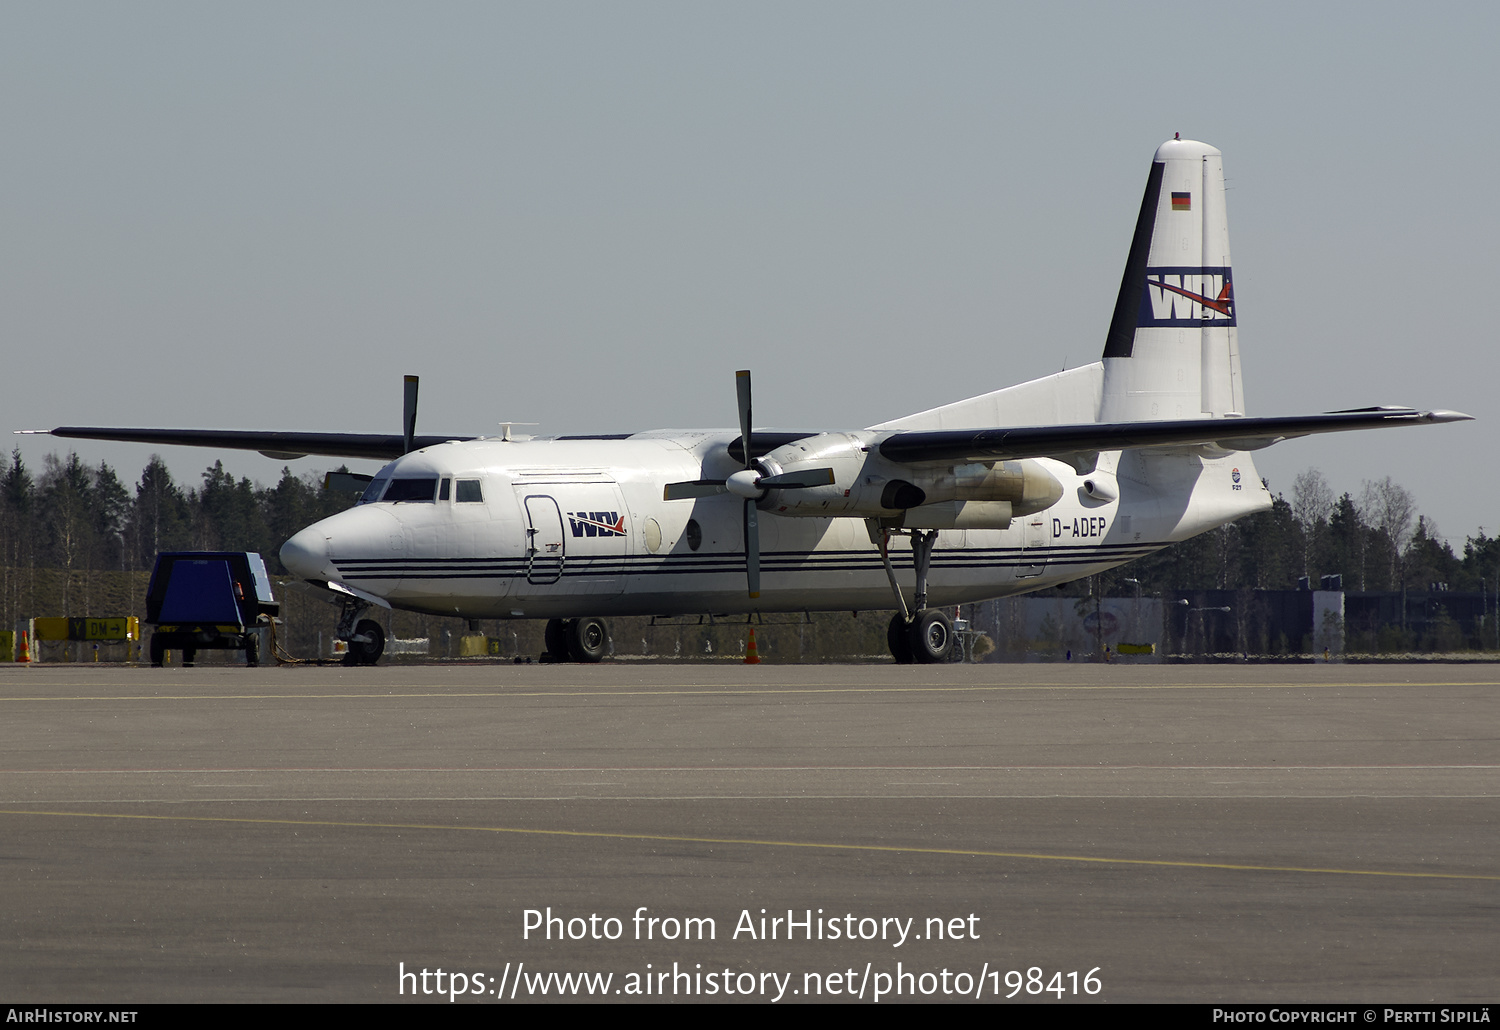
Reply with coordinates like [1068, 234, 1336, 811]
[1065, 469, 1500, 601]
[0, 450, 355, 623]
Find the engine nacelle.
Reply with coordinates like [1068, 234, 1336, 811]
[749, 434, 870, 516]
[900, 500, 1015, 530]
[753, 434, 1064, 521]
[917, 461, 1064, 514]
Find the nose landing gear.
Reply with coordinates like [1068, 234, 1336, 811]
[336, 596, 386, 665]
[347, 619, 386, 665]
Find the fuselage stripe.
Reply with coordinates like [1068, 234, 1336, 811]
[331, 542, 1165, 583]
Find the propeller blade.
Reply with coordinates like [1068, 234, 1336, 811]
[735, 370, 753, 469]
[402, 375, 419, 454]
[671, 467, 833, 503]
[663, 480, 729, 500]
[758, 467, 836, 489]
[744, 498, 760, 598]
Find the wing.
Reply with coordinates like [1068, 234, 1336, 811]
[877, 407, 1472, 468]
[27, 428, 475, 462]
[19, 375, 477, 462]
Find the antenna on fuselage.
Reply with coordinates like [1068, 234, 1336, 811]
[496, 422, 538, 442]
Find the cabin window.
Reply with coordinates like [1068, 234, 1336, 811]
[456, 479, 484, 503]
[685, 518, 702, 551]
[382, 477, 439, 503]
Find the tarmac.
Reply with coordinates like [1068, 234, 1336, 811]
[1, 659, 1496, 1003]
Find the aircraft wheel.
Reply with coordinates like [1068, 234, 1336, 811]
[350, 619, 385, 665]
[908, 610, 953, 664]
[149, 634, 166, 668]
[543, 618, 570, 660]
[567, 617, 608, 663]
[887, 614, 914, 664]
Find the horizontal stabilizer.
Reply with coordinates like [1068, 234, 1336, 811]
[877, 409, 1471, 466]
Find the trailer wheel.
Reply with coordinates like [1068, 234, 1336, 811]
[150, 634, 166, 668]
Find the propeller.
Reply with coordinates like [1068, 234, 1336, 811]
[402, 375, 419, 454]
[737, 370, 760, 598]
[664, 370, 835, 598]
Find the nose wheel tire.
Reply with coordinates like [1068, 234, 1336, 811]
[347, 619, 386, 666]
[908, 610, 953, 664]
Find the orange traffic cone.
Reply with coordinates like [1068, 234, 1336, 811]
[744, 628, 761, 664]
[17, 630, 31, 663]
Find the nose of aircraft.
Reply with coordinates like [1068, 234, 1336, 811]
[280, 525, 331, 581]
[280, 505, 405, 584]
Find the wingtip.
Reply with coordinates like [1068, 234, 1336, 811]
[1424, 410, 1474, 423]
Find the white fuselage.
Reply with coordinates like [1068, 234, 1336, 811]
[279, 430, 1270, 620]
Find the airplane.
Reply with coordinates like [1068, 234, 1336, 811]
[28, 137, 1470, 666]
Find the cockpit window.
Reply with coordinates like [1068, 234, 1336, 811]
[357, 473, 391, 505]
[456, 479, 483, 503]
[381, 477, 439, 503]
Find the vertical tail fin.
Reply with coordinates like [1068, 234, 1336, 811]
[1099, 138, 1243, 423]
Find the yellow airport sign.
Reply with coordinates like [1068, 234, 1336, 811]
[32, 617, 140, 642]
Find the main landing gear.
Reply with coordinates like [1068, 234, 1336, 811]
[879, 526, 954, 664]
[542, 617, 609, 663]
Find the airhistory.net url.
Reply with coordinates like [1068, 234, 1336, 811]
[398, 961, 1102, 1002]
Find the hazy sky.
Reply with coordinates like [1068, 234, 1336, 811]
[5, 2, 1495, 543]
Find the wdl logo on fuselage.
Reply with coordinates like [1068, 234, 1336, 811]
[566, 512, 627, 538]
[1137, 265, 1235, 327]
